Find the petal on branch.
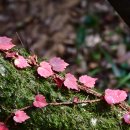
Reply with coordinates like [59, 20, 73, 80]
[79, 75, 97, 88]
[33, 94, 48, 108]
[104, 89, 127, 104]
[14, 55, 30, 69]
[0, 122, 8, 130]
[64, 73, 78, 90]
[5, 51, 18, 58]
[0, 36, 15, 51]
[13, 110, 30, 123]
[53, 76, 64, 88]
[49, 57, 69, 72]
[37, 61, 53, 78]
[123, 113, 130, 124]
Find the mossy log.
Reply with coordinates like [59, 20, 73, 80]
[0, 48, 129, 130]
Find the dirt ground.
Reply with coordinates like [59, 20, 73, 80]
[0, 0, 130, 94]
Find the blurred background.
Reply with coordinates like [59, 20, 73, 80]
[0, 0, 130, 93]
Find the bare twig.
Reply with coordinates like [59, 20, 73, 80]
[49, 99, 101, 106]
[16, 32, 25, 48]
[119, 102, 130, 112]
[79, 85, 102, 97]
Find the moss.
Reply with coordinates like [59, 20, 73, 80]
[0, 50, 130, 130]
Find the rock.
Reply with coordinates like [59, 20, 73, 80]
[0, 49, 129, 130]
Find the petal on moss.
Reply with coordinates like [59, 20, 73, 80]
[123, 113, 130, 124]
[0, 122, 8, 130]
[5, 51, 18, 58]
[13, 110, 30, 123]
[79, 75, 97, 88]
[53, 76, 64, 88]
[0, 36, 15, 51]
[49, 57, 69, 72]
[37, 61, 53, 78]
[33, 94, 48, 108]
[64, 73, 78, 90]
[104, 89, 127, 104]
[73, 97, 79, 103]
[14, 55, 30, 69]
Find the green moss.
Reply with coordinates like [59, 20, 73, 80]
[0, 50, 129, 130]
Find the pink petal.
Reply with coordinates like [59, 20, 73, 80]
[53, 76, 64, 88]
[49, 57, 69, 72]
[123, 113, 130, 124]
[13, 110, 30, 123]
[79, 75, 97, 88]
[5, 51, 18, 58]
[14, 55, 30, 69]
[0, 36, 15, 50]
[104, 89, 127, 105]
[0, 122, 8, 130]
[37, 61, 53, 78]
[27, 55, 38, 66]
[64, 73, 78, 90]
[33, 94, 48, 108]
[73, 97, 79, 103]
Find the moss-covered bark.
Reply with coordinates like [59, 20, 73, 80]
[0, 48, 129, 130]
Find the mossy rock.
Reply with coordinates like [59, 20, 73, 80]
[0, 48, 129, 130]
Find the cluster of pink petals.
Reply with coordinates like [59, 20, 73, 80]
[64, 73, 78, 90]
[49, 57, 69, 72]
[0, 36, 15, 51]
[79, 75, 97, 88]
[37, 61, 53, 78]
[104, 89, 127, 105]
[14, 55, 30, 69]
[13, 110, 30, 123]
[1, 36, 130, 126]
[0, 122, 8, 130]
[33, 94, 48, 108]
[123, 113, 130, 124]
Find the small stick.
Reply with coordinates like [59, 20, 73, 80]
[16, 32, 25, 48]
[49, 99, 101, 106]
[79, 85, 102, 97]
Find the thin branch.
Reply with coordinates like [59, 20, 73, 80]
[16, 32, 25, 48]
[49, 99, 101, 106]
[19, 105, 32, 111]
[4, 113, 14, 124]
[79, 85, 102, 97]
[119, 103, 128, 111]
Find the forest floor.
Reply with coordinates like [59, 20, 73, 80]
[0, 0, 130, 99]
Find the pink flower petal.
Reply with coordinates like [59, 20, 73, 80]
[79, 75, 97, 88]
[5, 51, 18, 58]
[0, 122, 8, 130]
[14, 55, 30, 69]
[123, 113, 130, 124]
[33, 94, 48, 108]
[104, 89, 127, 105]
[0, 36, 15, 50]
[13, 110, 30, 123]
[53, 76, 64, 88]
[37, 61, 53, 78]
[27, 55, 38, 66]
[49, 57, 69, 72]
[64, 73, 78, 90]
[73, 97, 79, 103]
